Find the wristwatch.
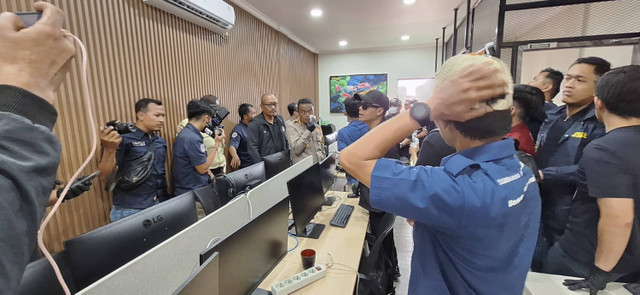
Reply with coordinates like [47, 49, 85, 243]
[410, 102, 431, 127]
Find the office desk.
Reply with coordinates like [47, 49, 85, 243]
[258, 191, 369, 294]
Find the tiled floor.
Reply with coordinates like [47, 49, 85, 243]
[393, 216, 414, 295]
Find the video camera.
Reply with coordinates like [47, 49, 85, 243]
[106, 120, 137, 134]
[204, 104, 230, 137]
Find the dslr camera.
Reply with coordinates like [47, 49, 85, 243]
[204, 104, 230, 137]
[106, 120, 137, 134]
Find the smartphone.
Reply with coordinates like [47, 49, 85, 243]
[16, 12, 42, 28]
[83, 170, 101, 182]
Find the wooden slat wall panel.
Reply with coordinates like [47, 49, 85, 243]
[0, 0, 317, 252]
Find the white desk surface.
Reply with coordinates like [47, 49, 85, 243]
[525, 272, 632, 295]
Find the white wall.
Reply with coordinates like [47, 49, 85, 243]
[318, 47, 436, 129]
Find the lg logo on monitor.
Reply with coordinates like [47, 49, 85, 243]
[142, 215, 163, 229]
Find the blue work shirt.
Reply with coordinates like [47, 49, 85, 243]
[338, 120, 369, 184]
[173, 123, 209, 196]
[337, 120, 369, 151]
[370, 139, 541, 295]
[114, 129, 167, 209]
[229, 122, 252, 169]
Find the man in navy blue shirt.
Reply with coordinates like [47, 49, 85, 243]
[341, 55, 541, 294]
[337, 97, 369, 152]
[173, 100, 225, 196]
[98, 98, 169, 222]
[229, 103, 256, 169]
[338, 97, 369, 184]
[528, 68, 563, 113]
[532, 57, 609, 270]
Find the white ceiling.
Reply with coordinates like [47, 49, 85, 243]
[231, 0, 469, 54]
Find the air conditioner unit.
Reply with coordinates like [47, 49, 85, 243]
[143, 0, 235, 35]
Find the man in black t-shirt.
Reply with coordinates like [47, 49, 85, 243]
[543, 65, 640, 294]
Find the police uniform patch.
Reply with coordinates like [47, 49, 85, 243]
[132, 141, 146, 147]
[571, 132, 587, 138]
[231, 132, 238, 138]
[200, 143, 206, 153]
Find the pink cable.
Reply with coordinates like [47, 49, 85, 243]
[36, 30, 98, 295]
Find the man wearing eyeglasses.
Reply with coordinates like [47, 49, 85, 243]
[286, 98, 325, 164]
[247, 93, 289, 164]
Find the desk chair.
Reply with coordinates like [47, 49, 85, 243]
[358, 212, 396, 295]
[193, 182, 222, 215]
[18, 250, 76, 295]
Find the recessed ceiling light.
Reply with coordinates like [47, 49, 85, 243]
[401, 35, 410, 41]
[403, 0, 416, 5]
[310, 9, 323, 17]
[339, 40, 348, 47]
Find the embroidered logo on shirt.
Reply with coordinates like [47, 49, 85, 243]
[231, 132, 238, 138]
[132, 141, 146, 147]
[200, 144, 206, 153]
[571, 132, 587, 138]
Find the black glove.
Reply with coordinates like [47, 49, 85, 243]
[57, 175, 94, 201]
[563, 265, 612, 295]
[515, 151, 541, 182]
[306, 122, 316, 132]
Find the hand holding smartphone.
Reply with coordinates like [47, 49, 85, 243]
[15, 12, 42, 27]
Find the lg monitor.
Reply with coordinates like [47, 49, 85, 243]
[199, 197, 289, 295]
[261, 150, 291, 179]
[216, 162, 266, 204]
[287, 163, 326, 239]
[65, 192, 198, 290]
[172, 252, 220, 295]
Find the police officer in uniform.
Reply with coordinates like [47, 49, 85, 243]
[532, 57, 610, 270]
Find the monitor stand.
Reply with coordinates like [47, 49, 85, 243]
[289, 222, 325, 239]
[323, 196, 336, 206]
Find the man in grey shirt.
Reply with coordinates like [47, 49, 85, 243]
[0, 3, 76, 293]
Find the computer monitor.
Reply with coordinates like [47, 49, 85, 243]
[172, 252, 220, 295]
[319, 153, 337, 193]
[287, 163, 326, 239]
[199, 197, 289, 295]
[216, 162, 266, 204]
[261, 150, 291, 179]
[65, 192, 198, 290]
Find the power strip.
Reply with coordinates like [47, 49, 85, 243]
[271, 265, 327, 295]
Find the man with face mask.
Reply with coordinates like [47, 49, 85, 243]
[172, 100, 225, 196]
[286, 98, 325, 164]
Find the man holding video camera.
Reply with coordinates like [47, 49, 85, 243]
[173, 100, 225, 196]
[177, 94, 229, 175]
[98, 98, 169, 222]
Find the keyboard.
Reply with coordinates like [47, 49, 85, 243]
[329, 204, 354, 228]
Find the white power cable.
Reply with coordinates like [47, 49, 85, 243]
[36, 31, 98, 295]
